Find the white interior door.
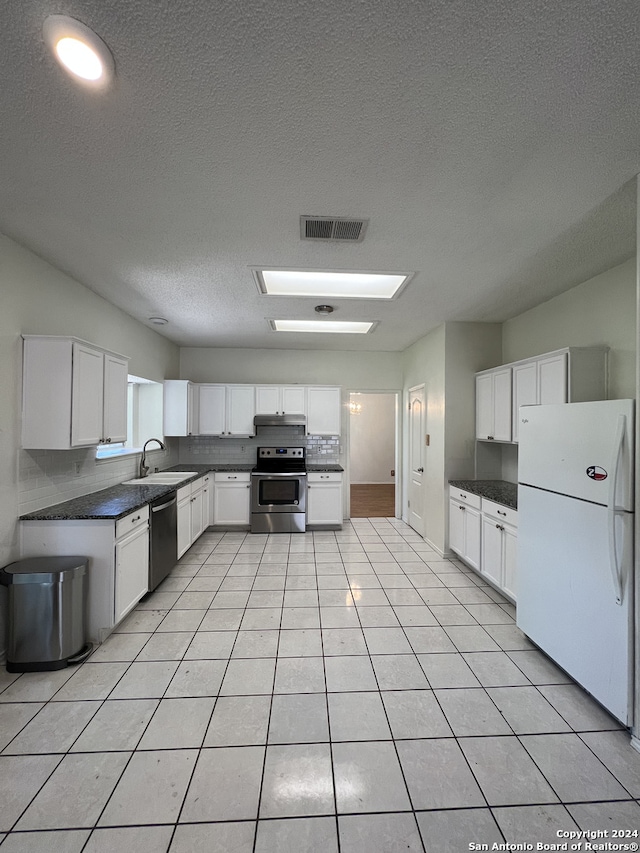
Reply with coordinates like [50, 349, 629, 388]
[408, 386, 425, 535]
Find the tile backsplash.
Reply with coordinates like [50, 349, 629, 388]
[179, 429, 342, 466]
[17, 429, 341, 515]
[18, 444, 178, 515]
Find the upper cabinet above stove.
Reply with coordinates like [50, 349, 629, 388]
[255, 386, 306, 417]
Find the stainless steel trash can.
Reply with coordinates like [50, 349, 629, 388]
[0, 556, 91, 673]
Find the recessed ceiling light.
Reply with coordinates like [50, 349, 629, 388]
[43, 16, 114, 87]
[148, 317, 168, 325]
[254, 269, 411, 300]
[314, 305, 334, 314]
[269, 320, 375, 334]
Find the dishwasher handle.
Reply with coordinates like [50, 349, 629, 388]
[151, 496, 177, 512]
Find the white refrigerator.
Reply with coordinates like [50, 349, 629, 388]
[517, 399, 635, 725]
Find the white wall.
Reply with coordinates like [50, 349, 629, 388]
[349, 394, 396, 484]
[502, 259, 636, 400]
[180, 347, 403, 389]
[0, 234, 180, 568]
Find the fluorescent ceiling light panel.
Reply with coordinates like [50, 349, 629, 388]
[270, 320, 374, 334]
[256, 269, 409, 299]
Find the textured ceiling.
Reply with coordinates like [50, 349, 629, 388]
[1, 0, 638, 350]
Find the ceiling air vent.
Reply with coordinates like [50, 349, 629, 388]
[300, 216, 368, 242]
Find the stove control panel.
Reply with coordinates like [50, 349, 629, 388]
[258, 446, 306, 459]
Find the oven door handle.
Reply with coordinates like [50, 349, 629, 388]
[251, 472, 307, 477]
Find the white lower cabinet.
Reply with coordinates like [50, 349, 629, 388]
[448, 487, 517, 601]
[213, 472, 251, 526]
[177, 476, 208, 558]
[21, 506, 150, 645]
[114, 513, 150, 624]
[201, 473, 213, 528]
[448, 488, 481, 571]
[307, 472, 343, 527]
[481, 499, 518, 600]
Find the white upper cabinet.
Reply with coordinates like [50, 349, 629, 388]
[306, 386, 342, 435]
[198, 384, 255, 436]
[22, 336, 129, 449]
[475, 367, 512, 442]
[255, 385, 306, 416]
[197, 384, 226, 435]
[164, 380, 199, 436]
[477, 346, 608, 444]
[102, 353, 129, 444]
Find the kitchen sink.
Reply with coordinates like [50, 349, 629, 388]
[123, 471, 199, 486]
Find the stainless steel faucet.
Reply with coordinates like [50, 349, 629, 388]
[139, 438, 166, 478]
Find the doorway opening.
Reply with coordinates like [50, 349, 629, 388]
[348, 392, 399, 518]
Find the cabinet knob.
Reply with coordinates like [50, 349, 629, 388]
[497, 510, 506, 516]
[487, 435, 494, 441]
[417, 467, 424, 473]
[496, 523, 504, 531]
[459, 505, 465, 511]
[132, 516, 140, 522]
[106, 437, 112, 443]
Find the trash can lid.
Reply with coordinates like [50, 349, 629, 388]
[0, 557, 88, 585]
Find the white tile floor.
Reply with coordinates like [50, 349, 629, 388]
[1, 518, 640, 852]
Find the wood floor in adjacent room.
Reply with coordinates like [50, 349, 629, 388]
[350, 483, 396, 518]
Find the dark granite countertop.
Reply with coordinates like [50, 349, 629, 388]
[20, 483, 176, 521]
[307, 464, 344, 472]
[20, 463, 255, 521]
[448, 479, 518, 510]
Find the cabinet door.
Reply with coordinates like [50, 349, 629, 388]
[463, 505, 482, 571]
[538, 352, 567, 405]
[307, 387, 341, 435]
[449, 499, 465, 557]
[512, 361, 537, 443]
[190, 488, 204, 543]
[214, 482, 251, 525]
[492, 369, 512, 441]
[164, 380, 197, 436]
[475, 374, 494, 440]
[71, 343, 105, 446]
[481, 516, 503, 587]
[255, 386, 280, 415]
[201, 475, 212, 528]
[281, 386, 306, 414]
[103, 354, 128, 443]
[227, 386, 255, 435]
[198, 385, 226, 435]
[502, 524, 518, 600]
[177, 497, 191, 558]
[307, 479, 343, 525]
[114, 525, 149, 623]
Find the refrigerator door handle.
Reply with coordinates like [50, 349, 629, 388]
[607, 414, 626, 605]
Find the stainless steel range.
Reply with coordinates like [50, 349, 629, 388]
[250, 447, 307, 534]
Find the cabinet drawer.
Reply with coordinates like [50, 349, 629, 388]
[214, 471, 250, 482]
[177, 483, 192, 502]
[482, 498, 518, 527]
[449, 487, 481, 510]
[308, 472, 342, 483]
[115, 505, 149, 539]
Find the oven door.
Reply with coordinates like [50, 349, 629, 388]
[251, 472, 307, 514]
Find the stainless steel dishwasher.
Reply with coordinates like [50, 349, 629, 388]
[149, 491, 178, 591]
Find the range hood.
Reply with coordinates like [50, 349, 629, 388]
[253, 413, 306, 429]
